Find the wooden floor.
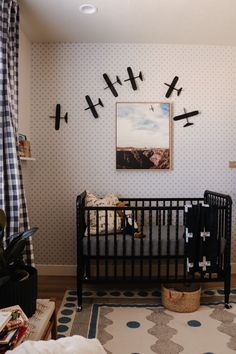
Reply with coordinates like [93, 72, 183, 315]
[38, 275, 236, 314]
[38, 276, 76, 313]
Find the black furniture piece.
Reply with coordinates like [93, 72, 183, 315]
[76, 190, 232, 310]
[0, 266, 37, 317]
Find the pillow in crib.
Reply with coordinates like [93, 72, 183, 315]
[85, 191, 122, 235]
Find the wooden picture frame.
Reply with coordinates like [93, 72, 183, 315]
[116, 102, 172, 170]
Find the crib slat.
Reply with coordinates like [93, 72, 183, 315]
[175, 203, 179, 280]
[105, 210, 108, 280]
[96, 210, 100, 279]
[122, 210, 126, 279]
[140, 203, 144, 278]
[163, 201, 166, 225]
[169, 200, 172, 225]
[218, 198, 223, 272]
[149, 203, 153, 279]
[166, 209, 171, 280]
[87, 210, 91, 279]
[76, 196, 84, 309]
[113, 209, 117, 279]
[157, 209, 161, 279]
[131, 209, 135, 280]
[183, 201, 187, 282]
[221, 200, 226, 273]
[135, 200, 138, 226]
[155, 200, 159, 225]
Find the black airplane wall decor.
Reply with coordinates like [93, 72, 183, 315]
[124, 67, 143, 90]
[83, 69, 201, 126]
[164, 76, 182, 98]
[85, 95, 104, 118]
[49, 104, 68, 130]
[103, 73, 122, 97]
[173, 108, 199, 127]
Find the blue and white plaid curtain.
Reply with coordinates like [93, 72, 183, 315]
[0, 0, 34, 265]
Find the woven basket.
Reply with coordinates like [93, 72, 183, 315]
[161, 283, 201, 313]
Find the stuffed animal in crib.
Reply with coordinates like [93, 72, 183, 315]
[116, 202, 146, 238]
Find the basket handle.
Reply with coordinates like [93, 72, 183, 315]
[168, 290, 184, 302]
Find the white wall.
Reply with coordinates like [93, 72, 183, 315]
[29, 43, 236, 266]
[19, 30, 31, 138]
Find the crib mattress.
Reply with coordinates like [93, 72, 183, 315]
[82, 225, 185, 256]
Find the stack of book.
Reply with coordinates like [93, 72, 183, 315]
[0, 305, 29, 353]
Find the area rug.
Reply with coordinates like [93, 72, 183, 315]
[57, 288, 236, 354]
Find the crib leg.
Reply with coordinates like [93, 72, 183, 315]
[77, 266, 83, 311]
[224, 265, 232, 309]
[77, 287, 83, 311]
[84, 256, 90, 279]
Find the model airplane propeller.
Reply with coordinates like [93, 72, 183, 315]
[173, 108, 199, 127]
[124, 67, 143, 90]
[85, 95, 104, 118]
[103, 73, 122, 97]
[50, 104, 68, 130]
[164, 76, 182, 98]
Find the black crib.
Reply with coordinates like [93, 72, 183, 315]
[76, 190, 232, 310]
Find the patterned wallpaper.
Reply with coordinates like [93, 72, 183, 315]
[26, 44, 236, 265]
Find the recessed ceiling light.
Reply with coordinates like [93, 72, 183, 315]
[79, 4, 97, 15]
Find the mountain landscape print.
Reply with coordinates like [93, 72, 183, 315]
[116, 102, 171, 169]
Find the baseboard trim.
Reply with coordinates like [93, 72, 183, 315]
[36, 264, 76, 276]
[36, 263, 236, 276]
[232, 263, 236, 274]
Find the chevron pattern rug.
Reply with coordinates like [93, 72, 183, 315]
[57, 288, 236, 354]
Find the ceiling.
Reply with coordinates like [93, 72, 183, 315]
[19, 0, 236, 45]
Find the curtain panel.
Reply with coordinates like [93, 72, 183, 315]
[0, 0, 34, 265]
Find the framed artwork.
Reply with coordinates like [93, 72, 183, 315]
[116, 102, 172, 169]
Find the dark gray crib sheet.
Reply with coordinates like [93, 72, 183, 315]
[83, 225, 185, 256]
